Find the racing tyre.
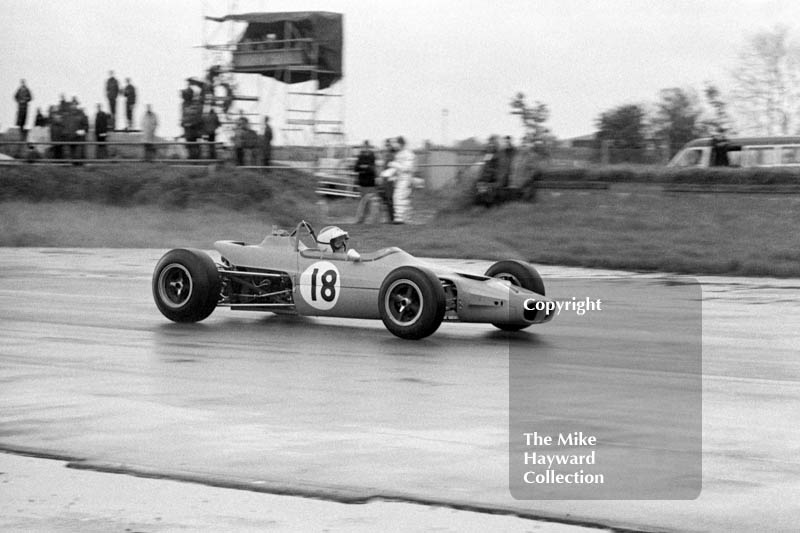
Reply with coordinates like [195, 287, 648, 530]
[152, 249, 221, 323]
[485, 260, 545, 331]
[379, 266, 446, 340]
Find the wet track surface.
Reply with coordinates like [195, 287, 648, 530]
[1, 248, 799, 531]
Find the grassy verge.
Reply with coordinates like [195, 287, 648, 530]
[350, 189, 800, 277]
[0, 201, 289, 249]
[3, 185, 800, 277]
[525, 164, 800, 184]
[0, 164, 318, 225]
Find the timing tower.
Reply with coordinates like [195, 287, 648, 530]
[204, 11, 345, 148]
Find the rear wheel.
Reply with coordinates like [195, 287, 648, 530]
[379, 266, 445, 340]
[152, 249, 220, 322]
[485, 260, 545, 331]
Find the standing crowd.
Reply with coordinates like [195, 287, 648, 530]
[475, 134, 538, 206]
[179, 77, 222, 161]
[229, 112, 272, 168]
[353, 136, 421, 225]
[12, 71, 273, 165]
[12, 73, 157, 161]
[104, 71, 137, 131]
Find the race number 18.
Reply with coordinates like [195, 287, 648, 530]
[310, 267, 337, 302]
[300, 261, 341, 310]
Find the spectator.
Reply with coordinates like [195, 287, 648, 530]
[78, 105, 89, 162]
[181, 80, 195, 106]
[141, 104, 158, 162]
[63, 97, 79, 160]
[180, 92, 202, 159]
[710, 134, 730, 167]
[66, 98, 88, 164]
[123, 78, 136, 130]
[234, 113, 251, 166]
[387, 136, 416, 224]
[262, 115, 273, 168]
[30, 107, 50, 156]
[511, 138, 538, 200]
[378, 138, 397, 222]
[491, 135, 516, 203]
[14, 79, 33, 138]
[50, 103, 65, 160]
[354, 141, 378, 223]
[52, 95, 71, 159]
[94, 104, 110, 159]
[475, 135, 500, 207]
[34, 108, 48, 127]
[105, 71, 120, 130]
[203, 108, 221, 160]
[498, 135, 516, 188]
[355, 140, 376, 185]
[205, 65, 221, 87]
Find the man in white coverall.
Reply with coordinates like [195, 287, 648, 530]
[387, 136, 415, 224]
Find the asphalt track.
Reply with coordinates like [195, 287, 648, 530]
[1, 248, 798, 532]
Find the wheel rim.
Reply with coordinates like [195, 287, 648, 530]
[494, 272, 521, 286]
[384, 279, 424, 326]
[158, 263, 193, 309]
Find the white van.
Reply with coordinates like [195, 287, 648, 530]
[668, 136, 800, 168]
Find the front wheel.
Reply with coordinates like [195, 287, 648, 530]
[152, 249, 220, 322]
[379, 266, 445, 340]
[485, 260, 545, 331]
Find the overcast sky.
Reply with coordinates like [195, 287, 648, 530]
[2, 0, 799, 147]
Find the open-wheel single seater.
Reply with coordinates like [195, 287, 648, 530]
[152, 221, 554, 339]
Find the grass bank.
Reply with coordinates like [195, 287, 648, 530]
[0, 164, 318, 225]
[3, 181, 800, 276]
[525, 164, 800, 184]
[347, 187, 800, 277]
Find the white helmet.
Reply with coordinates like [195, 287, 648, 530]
[317, 226, 349, 252]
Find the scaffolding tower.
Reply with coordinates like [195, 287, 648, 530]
[203, 11, 345, 148]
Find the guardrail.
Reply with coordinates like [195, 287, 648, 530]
[0, 141, 484, 193]
[0, 139, 227, 165]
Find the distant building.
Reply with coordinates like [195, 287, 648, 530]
[559, 133, 596, 149]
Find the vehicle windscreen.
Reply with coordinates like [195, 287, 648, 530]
[670, 148, 705, 167]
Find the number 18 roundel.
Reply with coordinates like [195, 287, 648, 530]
[299, 261, 341, 310]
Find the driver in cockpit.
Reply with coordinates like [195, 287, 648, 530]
[317, 226, 361, 261]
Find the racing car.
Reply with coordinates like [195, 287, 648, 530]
[152, 221, 554, 339]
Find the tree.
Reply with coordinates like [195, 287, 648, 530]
[595, 104, 648, 163]
[730, 26, 800, 135]
[510, 92, 553, 155]
[701, 83, 733, 135]
[652, 87, 706, 156]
